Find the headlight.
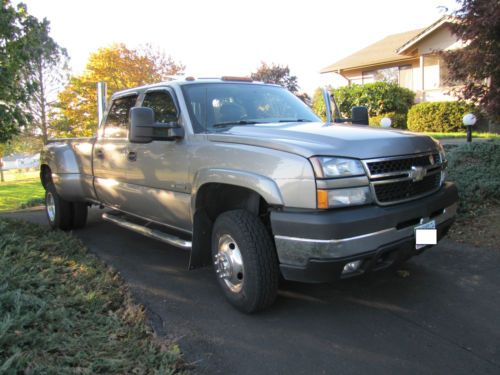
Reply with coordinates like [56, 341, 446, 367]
[317, 186, 373, 208]
[310, 157, 365, 178]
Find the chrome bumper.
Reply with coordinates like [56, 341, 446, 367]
[274, 202, 457, 267]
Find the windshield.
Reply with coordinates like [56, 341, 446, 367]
[180, 83, 320, 133]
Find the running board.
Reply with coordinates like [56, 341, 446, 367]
[102, 213, 192, 250]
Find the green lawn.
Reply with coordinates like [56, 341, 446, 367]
[0, 218, 185, 373]
[0, 179, 45, 211]
[423, 131, 500, 139]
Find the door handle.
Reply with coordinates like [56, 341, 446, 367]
[127, 151, 137, 162]
[95, 149, 104, 159]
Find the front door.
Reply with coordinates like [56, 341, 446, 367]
[126, 88, 192, 233]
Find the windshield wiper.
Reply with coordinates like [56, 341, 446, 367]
[278, 119, 313, 123]
[213, 120, 263, 128]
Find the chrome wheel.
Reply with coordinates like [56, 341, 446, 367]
[214, 234, 244, 293]
[46, 192, 56, 222]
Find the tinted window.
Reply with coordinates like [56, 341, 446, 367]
[181, 83, 319, 133]
[142, 91, 178, 123]
[104, 95, 138, 138]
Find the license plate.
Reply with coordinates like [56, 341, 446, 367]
[415, 220, 437, 249]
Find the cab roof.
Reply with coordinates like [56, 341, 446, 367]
[111, 77, 280, 99]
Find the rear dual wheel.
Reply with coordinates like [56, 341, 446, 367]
[45, 183, 88, 230]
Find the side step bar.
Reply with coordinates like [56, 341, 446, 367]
[102, 213, 192, 250]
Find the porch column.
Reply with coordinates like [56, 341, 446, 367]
[420, 55, 425, 101]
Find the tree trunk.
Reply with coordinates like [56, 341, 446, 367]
[38, 62, 49, 145]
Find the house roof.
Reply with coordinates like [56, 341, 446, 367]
[397, 16, 455, 54]
[320, 16, 454, 74]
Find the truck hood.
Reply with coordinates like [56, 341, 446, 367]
[207, 122, 440, 159]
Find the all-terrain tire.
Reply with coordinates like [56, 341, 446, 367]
[72, 202, 88, 229]
[212, 209, 279, 313]
[45, 183, 73, 230]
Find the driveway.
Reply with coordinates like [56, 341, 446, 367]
[3, 208, 500, 374]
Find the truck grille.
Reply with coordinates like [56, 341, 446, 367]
[374, 172, 441, 203]
[366, 153, 440, 175]
[363, 153, 443, 205]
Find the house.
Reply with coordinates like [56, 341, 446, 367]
[320, 16, 464, 102]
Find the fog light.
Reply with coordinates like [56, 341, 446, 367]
[342, 260, 362, 274]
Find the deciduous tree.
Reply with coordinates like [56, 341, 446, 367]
[0, 1, 59, 143]
[251, 62, 299, 93]
[55, 44, 184, 137]
[442, 0, 500, 120]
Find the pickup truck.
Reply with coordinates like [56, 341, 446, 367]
[41, 77, 458, 313]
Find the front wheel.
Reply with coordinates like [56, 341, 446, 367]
[212, 210, 279, 313]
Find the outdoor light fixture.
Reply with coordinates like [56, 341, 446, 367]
[380, 117, 392, 128]
[463, 113, 477, 143]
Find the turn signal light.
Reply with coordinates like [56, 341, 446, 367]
[317, 190, 329, 209]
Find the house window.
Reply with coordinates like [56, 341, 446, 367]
[399, 65, 413, 90]
[423, 55, 440, 90]
[363, 67, 399, 84]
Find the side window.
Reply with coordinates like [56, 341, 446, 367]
[142, 91, 178, 123]
[103, 95, 138, 138]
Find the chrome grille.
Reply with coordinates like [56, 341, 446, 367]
[363, 153, 443, 205]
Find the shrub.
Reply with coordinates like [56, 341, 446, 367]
[446, 139, 500, 214]
[407, 101, 476, 132]
[311, 82, 414, 125]
[332, 82, 415, 117]
[369, 112, 407, 129]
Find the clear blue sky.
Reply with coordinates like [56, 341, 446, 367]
[23, 0, 458, 94]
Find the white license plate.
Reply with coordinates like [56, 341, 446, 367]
[415, 220, 437, 249]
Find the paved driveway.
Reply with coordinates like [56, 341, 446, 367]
[3, 208, 500, 374]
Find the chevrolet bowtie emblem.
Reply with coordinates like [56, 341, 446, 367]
[409, 166, 427, 181]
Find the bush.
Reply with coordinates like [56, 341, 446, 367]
[446, 139, 500, 214]
[407, 101, 476, 132]
[369, 112, 407, 129]
[312, 82, 414, 125]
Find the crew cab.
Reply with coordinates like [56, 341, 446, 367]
[41, 77, 458, 313]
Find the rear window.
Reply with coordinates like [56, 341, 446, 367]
[103, 95, 138, 138]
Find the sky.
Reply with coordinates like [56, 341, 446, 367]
[22, 0, 459, 95]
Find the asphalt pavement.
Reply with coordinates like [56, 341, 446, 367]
[3, 208, 500, 375]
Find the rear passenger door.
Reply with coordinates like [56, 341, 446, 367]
[93, 94, 138, 209]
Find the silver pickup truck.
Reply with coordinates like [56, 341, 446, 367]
[41, 77, 458, 313]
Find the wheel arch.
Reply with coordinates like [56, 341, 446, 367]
[189, 176, 280, 270]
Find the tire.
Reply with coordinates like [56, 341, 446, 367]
[212, 209, 279, 313]
[45, 183, 73, 230]
[72, 202, 88, 229]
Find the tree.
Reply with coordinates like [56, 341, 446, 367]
[251, 62, 299, 93]
[442, 0, 500, 120]
[26, 19, 69, 144]
[55, 44, 184, 137]
[0, 1, 58, 143]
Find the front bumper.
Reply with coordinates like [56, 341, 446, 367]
[271, 182, 458, 283]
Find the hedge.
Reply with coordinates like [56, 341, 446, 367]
[407, 101, 476, 132]
[312, 82, 414, 126]
[446, 139, 500, 214]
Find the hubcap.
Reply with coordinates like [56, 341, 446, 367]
[46, 192, 56, 222]
[214, 234, 244, 293]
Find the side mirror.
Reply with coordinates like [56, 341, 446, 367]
[351, 106, 369, 125]
[129, 107, 184, 143]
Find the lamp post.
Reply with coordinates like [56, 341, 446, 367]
[463, 113, 477, 143]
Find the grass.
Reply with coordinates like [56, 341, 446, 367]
[0, 218, 185, 374]
[0, 180, 45, 212]
[422, 131, 500, 139]
[0, 169, 39, 183]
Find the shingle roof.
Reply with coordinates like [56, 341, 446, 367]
[320, 28, 425, 73]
